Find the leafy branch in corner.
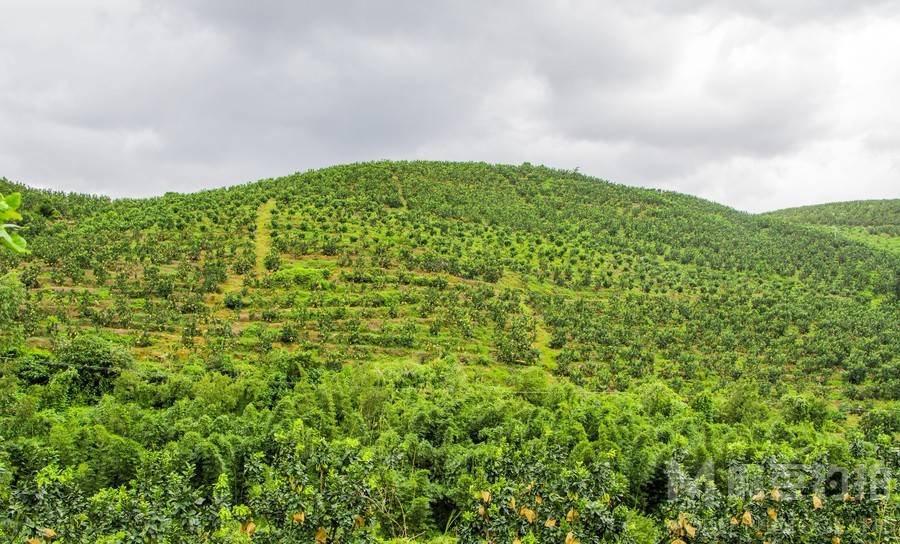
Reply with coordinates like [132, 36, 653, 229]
[0, 192, 28, 253]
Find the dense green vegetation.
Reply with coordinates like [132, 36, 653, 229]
[0, 162, 898, 543]
[0, 191, 28, 254]
[767, 200, 900, 257]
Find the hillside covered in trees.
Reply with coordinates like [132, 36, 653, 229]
[767, 200, 900, 257]
[0, 161, 898, 543]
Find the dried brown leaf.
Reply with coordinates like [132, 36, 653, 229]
[520, 507, 536, 524]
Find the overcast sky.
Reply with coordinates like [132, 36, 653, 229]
[1, 1, 899, 212]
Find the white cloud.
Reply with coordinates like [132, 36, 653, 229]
[0, 0, 898, 211]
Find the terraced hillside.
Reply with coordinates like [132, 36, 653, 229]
[0, 162, 898, 543]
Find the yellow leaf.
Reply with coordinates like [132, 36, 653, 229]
[842, 493, 853, 502]
[513, 539, 522, 544]
[535, 494, 543, 505]
[730, 516, 739, 526]
[27, 539, 41, 544]
[520, 507, 537, 524]
[813, 495, 824, 509]
[565, 532, 580, 544]
[666, 519, 680, 533]
[478, 505, 486, 517]
[770, 488, 782, 502]
[767, 507, 777, 520]
[685, 523, 697, 538]
[480, 490, 492, 503]
[315, 527, 328, 544]
[241, 520, 256, 536]
[545, 517, 557, 528]
[354, 515, 365, 528]
[508, 497, 516, 509]
[742, 510, 753, 526]
[672, 540, 687, 544]
[832, 537, 841, 544]
[292, 511, 305, 524]
[40, 528, 58, 539]
[751, 490, 765, 502]
[566, 508, 578, 522]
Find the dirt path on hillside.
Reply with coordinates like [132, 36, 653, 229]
[391, 176, 408, 209]
[255, 199, 276, 275]
[499, 272, 558, 369]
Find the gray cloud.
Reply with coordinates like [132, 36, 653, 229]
[0, 0, 898, 211]
[642, 0, 900, 24]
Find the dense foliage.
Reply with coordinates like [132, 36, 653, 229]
[767, 200, 900, 257]
[768, 200, 899, 231]
[0, 163, 897, 542]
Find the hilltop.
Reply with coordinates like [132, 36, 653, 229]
[0, 161, 898, 542]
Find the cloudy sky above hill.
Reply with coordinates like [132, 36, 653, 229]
[1, 1, 899, 211]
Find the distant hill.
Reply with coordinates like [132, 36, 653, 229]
[766, 199, 900, 256]
[1, 162, 898, 542]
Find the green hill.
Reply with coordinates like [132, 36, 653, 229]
[767, 199, 900, 257]
[1, 162, 898, 542]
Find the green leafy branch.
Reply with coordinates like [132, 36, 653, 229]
[0, 192, 28, 253]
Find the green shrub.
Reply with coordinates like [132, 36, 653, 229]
[55, 333, 133, 396]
